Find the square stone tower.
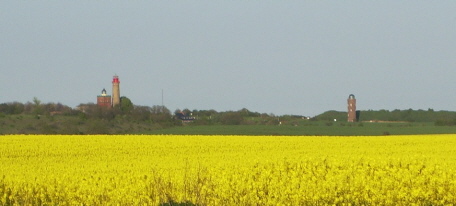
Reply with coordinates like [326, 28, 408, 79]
[347, 94, 357, 122]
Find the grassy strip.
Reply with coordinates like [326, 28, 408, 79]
[147, 123, 456, 136]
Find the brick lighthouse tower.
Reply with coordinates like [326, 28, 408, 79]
[347, 94, 356, 122]
[112, 75, 120, 107]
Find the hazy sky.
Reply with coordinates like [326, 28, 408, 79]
[2, 1, 456, 116]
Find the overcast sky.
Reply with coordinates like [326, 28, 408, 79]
[1, 1, 456, 116]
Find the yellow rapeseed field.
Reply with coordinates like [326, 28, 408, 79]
[1, 134, 455, 205]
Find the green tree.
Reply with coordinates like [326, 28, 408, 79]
[32, 97, 43, 115]
[120, 96, 133, 113]
[219, 112, 243, 125]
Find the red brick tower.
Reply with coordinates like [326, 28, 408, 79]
[347, 94, 356, 122]
[97, 88, 112, 108]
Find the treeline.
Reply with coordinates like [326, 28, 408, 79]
[0, 98, 76, 116]
[0, 98, 177, 134]
[0, 99, 282, 126]
[174, 108, 281, 126]
[0, 98, 173, 123]
[0, 98, 290, 134]
[3, 98, 456, 135]
[315, 109, 456, 125]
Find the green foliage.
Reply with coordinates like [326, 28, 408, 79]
[32, 97, 41, 106]
[149, 123, 456, 136]
[3, 99, 456, 135]
[160, 200, 196, 206]
[219, 112, 243, 125]
[120, 96, 134, 113]
[435, 119, 456, 126]
[315, 109, 456, 123]
[315, 110, 347, 122]
[32, 97, 43, 115]
[86, 120, 110, 134]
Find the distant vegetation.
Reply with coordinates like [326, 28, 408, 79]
[0, 98, 176, 134]
[1, 98, 456, 135]
[316, 109, 456, 125]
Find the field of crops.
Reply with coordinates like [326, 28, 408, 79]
[1, 134, 456, 205]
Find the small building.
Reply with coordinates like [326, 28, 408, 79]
[175, 111, 196, 123]
[97, 88, 112, 108]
